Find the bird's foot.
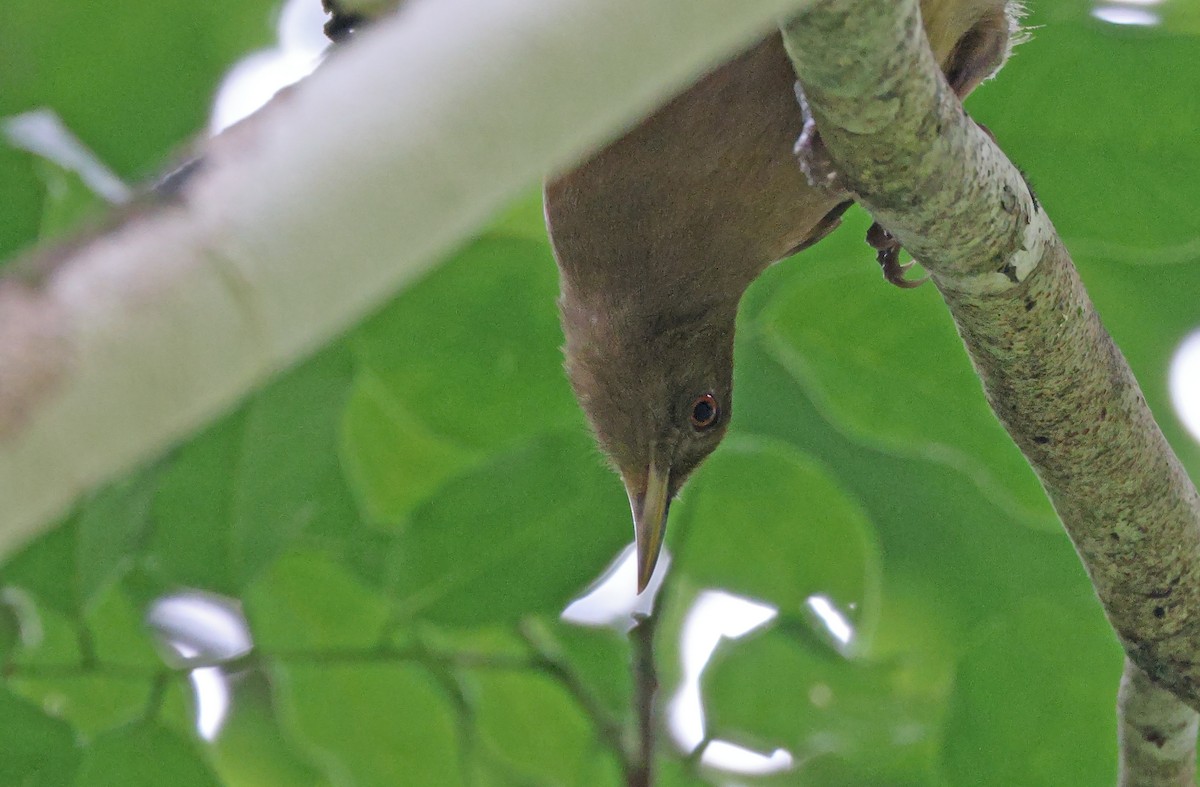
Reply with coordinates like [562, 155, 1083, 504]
[792, 82, 844, 194]
[866, 222, 928, 289]
[321, 0, 368, 41]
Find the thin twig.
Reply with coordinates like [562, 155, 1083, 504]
[628, 610, 659, 787]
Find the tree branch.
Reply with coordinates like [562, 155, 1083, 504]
[0, 0, 816, 558]
[629, 610, 659, 787]
[1119, 658, 1199, 786]
[780, 0, 1200, 779]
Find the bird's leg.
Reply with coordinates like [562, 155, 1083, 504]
[865, 221, 928, 289]
[861, 118, 1002, 288]
[792, 81, 844, 194]
[321, 0, 368, 41]
[793, 80, 926, 288]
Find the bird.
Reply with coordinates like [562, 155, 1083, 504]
[544, 1, 1020, 592]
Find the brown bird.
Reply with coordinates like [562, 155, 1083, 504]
[545, 2, 1019, 592]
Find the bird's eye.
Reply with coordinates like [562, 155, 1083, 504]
[690, 394, 720, 430]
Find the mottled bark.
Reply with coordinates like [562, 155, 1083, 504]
[781, 0, 1200, 782]
[1120, 659, 1198, 786]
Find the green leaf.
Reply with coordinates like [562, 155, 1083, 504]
[704, 625, 945, 784]
[1, 466, 158, 616]
[9, 675, 155, 739]
[148, 345, 359, 593]
[2, 519, 80, 614]
[353, 235, 582, 452]
[243, 551, 390, 652]
[0, 686, 81, 785]
[341, 371, 479, 525]
[72, 723, 220, 787]
[147, 414, 243, 593]
[0, 2, 276, 179]
[731, 331, 1090, 642]
[973, 22, 1200, 251]
[6, 596, 85, 668]
[208, 671, 330, 787]
[76, 470, 159, 609]
[470, 669, 598, 784]
[0, 142, 44, 261]
[674, 436, 882, 642]
[275, 662, 463, 787]
[755, 219, 1058, 531]
[84, 585, 161, 669]
[552, 621, 632, 718]
[940, 595, 1122, 786]
[655, 758, 711, 787]
[392, 431, 629, 625]
[0, 600, 20, 662]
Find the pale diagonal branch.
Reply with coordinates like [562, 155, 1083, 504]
[780, 0, 1200, 783]
[0, 0, 815, 558]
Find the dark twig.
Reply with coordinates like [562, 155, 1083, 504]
[628, 609, 660, 787]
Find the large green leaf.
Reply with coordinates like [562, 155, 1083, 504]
[274, 662, 463, 786]
[975, 22, 1200, 250]
[341, 370, 479, 526]
[72, 723, 221, 787]
[353, 235, 582, 452]
[9, 675, 155, 739]
[755, 215, 1058, 532]
[469, 669, 599, 784]
[673, 436, 882, 642]
[0, 686, 82, 785]
[243, 551, 390, 651]
[704, 625, 946, 784]
[940, 595, 1122, 786]
[733, 313, 1093, 640]
[208, 671, 331, 787]
[391, 431, 629, 624]
[148, 345, 360, 593]
[76, 472, 160, 610]
[84, 585, 161, 669]
[552, 620, 632, 719]
[0, 2, 276, 179]
[1, 519, 82, 615]
[0, 467, 159, 617]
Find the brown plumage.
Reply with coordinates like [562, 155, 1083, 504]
[545, 2, 1018, 591]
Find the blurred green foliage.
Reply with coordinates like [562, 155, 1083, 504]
[1, 1, 1199, 784]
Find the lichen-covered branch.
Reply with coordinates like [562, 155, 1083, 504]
[780, 0, 1200, 781]
[1120, 658, 1199, 785]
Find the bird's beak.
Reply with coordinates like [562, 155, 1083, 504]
[627, 463, 671, 594]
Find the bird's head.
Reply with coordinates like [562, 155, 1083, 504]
[559, 292, 738, 592]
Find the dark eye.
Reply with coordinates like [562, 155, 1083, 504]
[690, 394, 720, 430]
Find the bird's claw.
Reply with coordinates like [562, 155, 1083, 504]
[866, 221, 928, 289]
[792, 82, 844, 194]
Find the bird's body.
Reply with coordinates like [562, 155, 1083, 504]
[546, 5, 1017, 591]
